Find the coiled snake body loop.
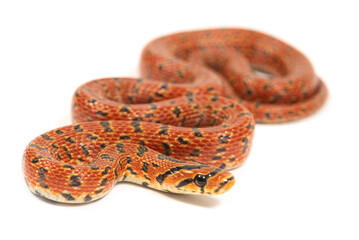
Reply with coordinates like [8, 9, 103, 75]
[23, 29, 327, 203]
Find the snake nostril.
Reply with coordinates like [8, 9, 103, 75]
[220, 178, 228, 186]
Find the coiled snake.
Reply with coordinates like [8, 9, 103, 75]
[23, 29, 327, 203]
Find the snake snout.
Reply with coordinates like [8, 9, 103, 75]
[210, 172, 235, 195]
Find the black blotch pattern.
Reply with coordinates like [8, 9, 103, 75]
[65, 137, 75, 144]
[210, 94, 218, 102]
[190, 149, 200, 157]
[131, 121, 142, 133]
[84, 194, 92, 202]
[81, 145, 91, 157]
[155, 92, 164, 98]
[149, 103, 157, 109]
[120, 135, 131, 140]
[32, 156, 41, 164]
[100, 121, 113, 132]
[173, 106, 181, 117]
[114, 169, 118, 180]
[55, 130, 64, 135]
[29, 144, 48, 151]
[41, 134, 53, 141]
[229, 157, 236, 162]
[63, 164, 74, 169]
[145, 113, 154, 118]
[127, 167, 137, 175]
[162, 142, 171, 155]
[38, 167, 48, 188]
[120, 106, 131, 113]
[90, 165, 99, 170]
[100, 154, 114, 161]
[73, 125, 83, 132]
[218, 134, 231, 144]
[192, 128, 204, 138]
[62, 146, 73, 159]
[132, 117, 143, 121]
[216, 147, 226, 152]
[125, 156, 133, 163]
[102, 166, 111, 175]
[61, 192, 75, 201]
[136, 145, 148, 157]
[142, 162, 149, 173]
[237, 112, 251, 118]
[94, 189, 103, 194]
[158, 125, 169, 135]
[96, 111, 108, 117]
[116, 143, 125, 153]
[180, 116, 187, 126]
[86, 133, 98, 140]
[68, 175, 82, 187]
[242, 137, 249, 154]
[177, 137, 189, 145]
[100, 178, 108, 186]
[128, 96, 134, 103]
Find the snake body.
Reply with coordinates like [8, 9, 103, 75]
[23, 29, 327, 203]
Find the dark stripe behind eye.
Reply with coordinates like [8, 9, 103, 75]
[156, 164, 210, 184]
[176, 178, 193, 188]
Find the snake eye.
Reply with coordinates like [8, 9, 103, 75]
[194, 174, 207, 187]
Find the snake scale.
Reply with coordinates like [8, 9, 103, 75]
[23, 29, 327, 203]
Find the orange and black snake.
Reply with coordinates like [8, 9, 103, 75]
[23, 29, 327, 203]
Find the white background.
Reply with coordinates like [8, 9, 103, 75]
[1, 0, 358, 239]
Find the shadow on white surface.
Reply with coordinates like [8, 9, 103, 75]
[159, 192, 220, 208]
[30, 181, 220, 208]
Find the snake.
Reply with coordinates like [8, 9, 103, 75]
[23, 28, 327, 203]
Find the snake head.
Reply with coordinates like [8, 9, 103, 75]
[159, 163, 235, 195]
